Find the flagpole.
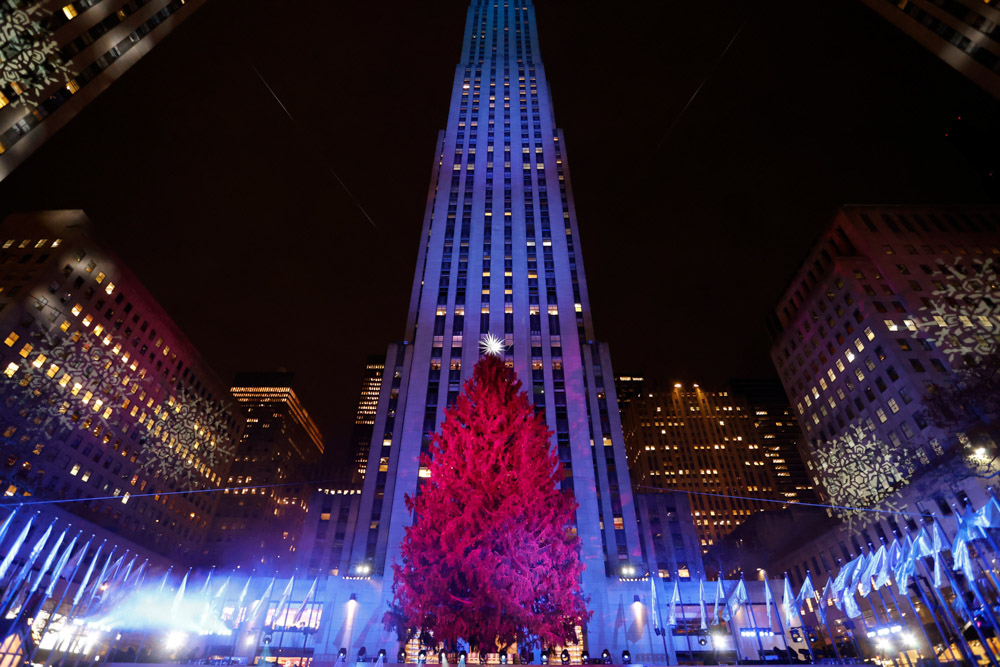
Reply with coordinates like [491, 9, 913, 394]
[27, 534, 91, 667]
[915, 565, 974, 666]
[740, 575, 764, 660]
[932, 536, 1000, 667]
[59, 545, 120, 667]
[791, 571, 815, 663]
[818, 572, 841, 661]
[678, 585, 691, 662]
[888, 579, 939, 666]
[769, 578, 791, 662]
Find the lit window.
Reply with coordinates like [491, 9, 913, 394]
[82, 315, 92, 327]
[31, 354, 46, 369]
[3, 332, 17, 347]
[62, 3, 77, 19]
[71, 304, 82, 316]
[95, 272, 105, 284]
[18, 344, 32, 358]
[69, 464, 80, 476]
[3, 362, 17, 378]
[66, 80, 79, 94]
[105, 282, 115, 295]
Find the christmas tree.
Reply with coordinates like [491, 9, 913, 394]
[388, 351, 590, 652]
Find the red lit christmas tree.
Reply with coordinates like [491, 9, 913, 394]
[388, 350, 590, 651]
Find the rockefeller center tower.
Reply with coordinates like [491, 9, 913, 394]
[335, 0, 645, 655]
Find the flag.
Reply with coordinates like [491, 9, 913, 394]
[1, 521, 54, 612]
[848, 552, 871, 593]
[953, 534, 974, 582]
[975, 497, 1000, 529]
[210, 576, 231, 619]
[859, 545, 885, 597]
[72, 541, 106, 606]
[873, 542, 896, 590]
[831, 558, 859, 611]
[763, 578, 774, 627]
[247, 578, 275, 628]
[931, 522, 948, 588]
[783, 577, 796, 628]
[649, 575, 660, 635]
[698, 578, 708, 631]
[235, 576, 252, 626]
[0, 508, 18, 555]
[712, 578, 724, 625]
[894, 536, 915, 595]
[41, 532, 79, 598]
[29, 527, 66, 594]
[47, 534, 88, 598]
[815, 578, 832, 625]
[171, 569, 190, 615]
[272, 576, 295, 628]
[292, 578, 318, 626]
[721, 577, 747, 622]
[0, 515, 34, 582]
[667, 580, 680, 626]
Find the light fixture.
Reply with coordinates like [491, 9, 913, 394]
[339, 648, 348, 660]
[440, 650, 448, 664]
[419, 650, 427, 663]
[499, 653, 507, 665]
[358, 646, 367, 662]
[540, 651, 548, 665]
[398, 649, 408, 663]
[698, 635, 707, 646]
[633, 595, 640, 603]
[560, 649, 570, 665]
[601, 649, 611, 665]
[378, 649, 387, 661]
[581, 652, 589, 664]
[459, 651, 468, 664]
[621, 650, 631, 665]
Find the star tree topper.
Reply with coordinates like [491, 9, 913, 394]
[479, 332, 506, 357]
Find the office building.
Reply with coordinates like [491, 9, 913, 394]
[320, 0, 647, 658]
[348, 355, 384, 485]
[612, 374, 644, 412]
[205, 373, 323, 571]
[729, 378, 818, 505]
[0, 0, 209, 181]
[858, 0, 1000, 100]
[768, 205, 1000, 518]
[621, 383, 782, 552]
[0, 210, 240, 562]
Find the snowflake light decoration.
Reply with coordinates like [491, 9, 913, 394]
[480, 332, 506, 357]
[813, 420, 915, 527]
[916, 258, 1000, 364]
[138, 391, 234, 487]
[0, 2, 76, 109]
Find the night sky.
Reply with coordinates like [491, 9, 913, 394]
[0, 0, 997, 463]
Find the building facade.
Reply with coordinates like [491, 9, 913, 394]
[858, 0, 1000, 100]
[729, 378, 818, 505]
[348, 355, 384, 486]
[621, 383, 782, 553]
[768, 205, 1000, 519]
[316, 0, 647, 657]
[204, 373, 323, 571]
[0, 0, 209, 181]
[0, 210, 240, 562]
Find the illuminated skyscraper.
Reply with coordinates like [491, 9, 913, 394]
[349, 354, 384, 485]
[621, 383, 782, 552]
[206, 373, 323, 571]
[0, 0, 209, 181]
[322, 0, 643, 657]
[0, 209, 240, 562]
[768, 205, 1000, 513]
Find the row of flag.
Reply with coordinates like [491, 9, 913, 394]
[646, 497, 1000, 638]
[0, 508, 322, 642]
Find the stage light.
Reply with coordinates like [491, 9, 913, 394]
[359, 646, 368, 662]
[440, 650, 448, 664]
[601, 649, 611, 665]
[561, 649, 569, 665]
[165, 632, 186, 651]
[621, 650, 631, 664]
[398, 650, 408, 663]
[479, 652, 487, 664]
[418, 650, 427, 663]
[540, 650, 548, 665]
[581, 651, 589, 664]
[520, 650, 532, 664]
[459, 651, 468, 665]
[499, 653, 507, 665]
[378, 649, 387, 661]
[698, 635, 707, 646]
[339, 648, 348, 660]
